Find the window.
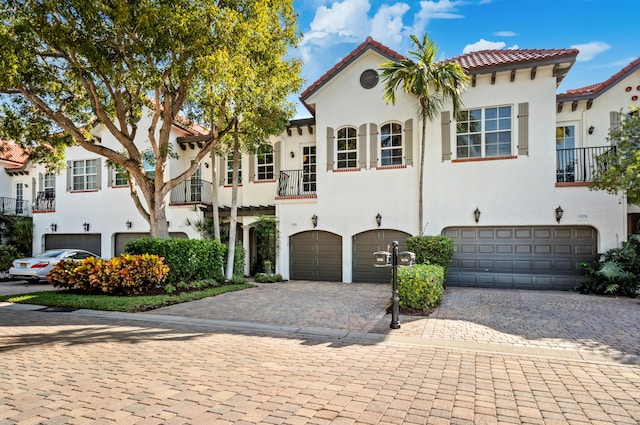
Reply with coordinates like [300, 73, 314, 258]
[380, 123, 403, 166]
[16, 183, 23, 214]
[227, 152, 242, 184]
[337, 127, 357, 169]
[114, 168, 128, 186]
[72, 159, 98, 190]
[556, 125, 575, 182]
[190, 162, 202, 202]
[142, 151, 155, 179]
[256, 145, 274, 180]
[456, 106, 512, 158]
[302, 146, 316, 193]
[44, 173, 55, 197]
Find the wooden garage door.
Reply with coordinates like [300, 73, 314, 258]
[289, 231, 342, 281]
[443, 226, 598, 290]
[352, 229, 411, 283]
[44, 234, 102, 256]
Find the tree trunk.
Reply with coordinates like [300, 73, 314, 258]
[225, 122, 240, 280]
[419, 116, 426, 235]
[211, 154, 221, 241]
[149, 193, 169, 238]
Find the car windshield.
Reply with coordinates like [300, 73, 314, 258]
[35, 251, 64, 259]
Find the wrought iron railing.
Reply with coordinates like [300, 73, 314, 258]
[0, 197, 31, 216]
[170, 178, 213, 205]
[556, 145, 615, 183]
[278, 169, 316, 196]
[33, 191, 56, 211]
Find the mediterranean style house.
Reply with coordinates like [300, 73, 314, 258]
[3, 37, 639, 289]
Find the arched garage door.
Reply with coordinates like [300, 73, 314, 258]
[44, 234, 102, 256]
[289, 231, 342, 281]
[352, 229, 411, 283]
[443, 226, 598, 290]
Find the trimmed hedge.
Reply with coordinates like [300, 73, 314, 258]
[48, 254, 169, 295]
[125, 237, 226, 283]
[406, 235, 455, 276]
[0, 245, 22, 272]
[397, 264, 445, 311]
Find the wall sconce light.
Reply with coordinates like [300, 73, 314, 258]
[311, 214, 318, 228]
[290, 151, 295, 158]
[166, 221, 170, 227]
[555, 206, 564, 223]
[50, 223, 57, 232]
[376, 213, 382, 227]
[204, 162, 210, 168]
[474, 207, 481, 223]
[125, 220, 132, 229]
[588, 125, 595, 135]
[83, 222, 90, 232]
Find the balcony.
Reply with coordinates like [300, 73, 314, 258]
[33, 191, 56, 212]
[556, 145, 615, 183]
[170, 178, 213, 205]
[277, 169, 316, 197]
[0, 197, 31, 217]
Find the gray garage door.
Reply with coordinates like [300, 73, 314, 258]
[114, 232, 188, 256]
[443, 226, 598, 290]
[290, 231, 342, 281]
[44, 234, 102, 256]
[352, 229, 411, 283]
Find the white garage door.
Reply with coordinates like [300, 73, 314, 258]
[443, 226, 597, 290]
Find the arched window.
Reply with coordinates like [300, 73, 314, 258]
[336, 126, 357, 169]
[380, 122, 403, 166]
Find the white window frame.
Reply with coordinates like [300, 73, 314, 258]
[44, 173, 56, 197]
[72, 159, 98, 191]
[556, 122, 578, 183]
[336, 126, 358, 169]
[226, 152, 242, 185]
[456, 105, 513, 159]
[256, 145, 274, 181]
[380, 122, 403, 166]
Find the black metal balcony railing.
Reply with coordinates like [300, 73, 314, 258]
[278, 169, 316, 197]
[556, 145, 615, 183]
[0, 197, 31, 216]
[33, 191, 55, 211]
[170, 178, 213, 204]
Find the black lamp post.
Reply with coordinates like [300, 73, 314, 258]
[390, 241, 400, 329]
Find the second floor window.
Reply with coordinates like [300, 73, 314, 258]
[556, 125, 576, 182]
[44, 173, 56, 197]
[337, 126, 357, 169]
[72, 159, 98, 191]
[256, 145, 274, 180]
[227, 152, 242, 184]
[380, 122, 403, 166]
[456, 106, 512, 159]
[114, 168, 128, 186]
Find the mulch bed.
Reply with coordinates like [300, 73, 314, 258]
[386, 304, 436, 317]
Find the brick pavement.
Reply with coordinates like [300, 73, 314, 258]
[1, 280, 640, 424]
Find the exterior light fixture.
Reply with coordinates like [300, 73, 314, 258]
[311, 214, 318, 228]
[588, 126, 595, 135]
[376, 213, 382, 227]
[555, 206, 564, 223]
[125, 220, 132, 229]
[50, 223, 57, 232]
[474, 207, 481, 223]
[290, 151, 295, 158]
[83, 222, 90, 232]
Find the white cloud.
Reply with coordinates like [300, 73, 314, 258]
[570, 41, 611, 62]
[462, 39, 505, 53]
[411, 0, 464, 36]
[370, 3, 411, 47]
[493, 31, 518, 37]
[303, 0, 371, 46]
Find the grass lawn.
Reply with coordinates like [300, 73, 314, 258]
[0, 283, 254, 313]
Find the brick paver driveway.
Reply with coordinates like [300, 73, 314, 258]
[1, 280, 639, 424]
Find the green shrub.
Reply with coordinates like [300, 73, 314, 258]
[125, 237, 225, 283]
[254, 273, 284, 283]
[406, 235, 455, 276]
[233, 245, 246, 276]
[230, 273, 248, 284]
[397, 264, 444, 311]
[579, 235, 640, 297]
[48, 254, 169, 296]
[0, 245, 22, 272]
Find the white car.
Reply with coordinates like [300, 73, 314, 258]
[9, 249, 99, 283]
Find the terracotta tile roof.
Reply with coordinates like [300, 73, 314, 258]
[558, 57, 640, 100]
[0, 140, 29, 166]
[446, 48, 579, 72]
[300, 37, 405, 102]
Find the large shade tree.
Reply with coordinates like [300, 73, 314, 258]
[379, 34, 468, 234]
[591, 107, 640, 206]
[0, 0, 301, 238]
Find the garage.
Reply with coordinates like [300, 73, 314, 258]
[114, 232, 188, 256]
[44, 234, 102, 256]
[443, 226, 598, 290]
[352, 229, 411, 283]
[289, 231, 342, 281]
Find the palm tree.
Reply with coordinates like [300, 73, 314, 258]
[380, 34, 468, 234]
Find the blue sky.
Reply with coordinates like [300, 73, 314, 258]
[291, 0, 639, 118]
